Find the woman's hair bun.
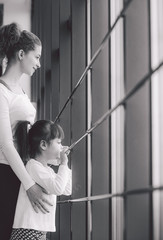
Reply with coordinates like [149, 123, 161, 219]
[0, 22, 21, 59]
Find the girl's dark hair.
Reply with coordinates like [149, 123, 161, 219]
[0, 22, 41, 64]
[14, 120, 64, 164]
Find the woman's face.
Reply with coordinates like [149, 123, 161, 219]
[21, 44, 42, 76]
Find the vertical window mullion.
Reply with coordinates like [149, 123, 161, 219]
[151, 0, 163, 239]
[86, 0, 92, 240]
[147, 0, 153, 239]
[110, 0, 125, 239]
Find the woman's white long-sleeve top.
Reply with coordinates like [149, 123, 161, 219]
[0, 84, 36, 190]
[13, 159, 72, 232]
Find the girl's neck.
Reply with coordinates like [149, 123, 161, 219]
[34, 155, 47, 167]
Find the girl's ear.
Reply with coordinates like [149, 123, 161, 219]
[40, 140, 47, 151]
[18, 49, 25, 60]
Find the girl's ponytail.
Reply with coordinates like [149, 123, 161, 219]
[14, 121, 31, 164]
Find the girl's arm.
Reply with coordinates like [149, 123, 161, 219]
[60, 147, 72, 195]
[60, 146, 72, 195]
[28, 162, 72, 195]
[29, 146, 72, 196]
[62, 170, 72, 195]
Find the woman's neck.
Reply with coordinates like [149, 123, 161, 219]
[1, 63, 22, 86]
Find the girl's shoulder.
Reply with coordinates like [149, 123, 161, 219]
[26, 159, 42, 167]
[26, 159, 49, 172]
[26, 159, 53, 178]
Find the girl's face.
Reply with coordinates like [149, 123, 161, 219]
[20, 44, 42, 76]
[46, 138, 63, 161]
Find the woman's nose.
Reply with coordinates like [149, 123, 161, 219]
[37, 60, 41, 68]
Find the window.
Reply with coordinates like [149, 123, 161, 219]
[32, 0, 163, 239]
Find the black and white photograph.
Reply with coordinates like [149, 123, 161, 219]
[0, 0, 163, 239]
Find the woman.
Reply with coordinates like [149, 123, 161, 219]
[0, 22, 52, 239]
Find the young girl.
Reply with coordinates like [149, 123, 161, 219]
[10, 120, 72, 240]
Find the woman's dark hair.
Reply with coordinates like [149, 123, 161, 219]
[14, 120, 64, 164]
[0, 22, 41, 64]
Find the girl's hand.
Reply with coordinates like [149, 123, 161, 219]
[60, 146, 69, 165]
[26, 183, 53, 213]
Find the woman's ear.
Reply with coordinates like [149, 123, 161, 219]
[40, 140, 47, 151]
[18, 49, 25, 60]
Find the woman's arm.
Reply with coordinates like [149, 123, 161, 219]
[0, 89, 52, 212]
[0, 90, 34, 190]
[26, 184, 53, 213]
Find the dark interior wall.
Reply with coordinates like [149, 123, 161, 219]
[31, 0, 87, 239]
[71, 0, 87, 239]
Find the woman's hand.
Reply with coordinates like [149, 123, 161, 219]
[26, 183, 53, 213]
